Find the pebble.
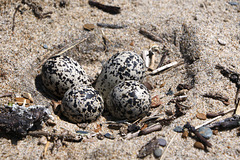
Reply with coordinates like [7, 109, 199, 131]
[217, 39, 226, 46]
[182, 128, 189, 138]
[194, 141, 204, 150]
[104, 133, 115, 139]
[97, 133, 104, 140]
[157, 138, 166, 147]
[196, 113, 207, 120]
[212, 129, 218, 135]
[38, 136, 47, 145]
[228, 2, 238, 6]
[43, 44, 48, 49]
[127, 124, 140, 133]
[198, 127, 213, 139]
[153, 148, 162, 158]
[173, 126, 183, 133]
[76, 130, 89, 134]
[83, 24, 95, 31]
[151, 95, 162, 108]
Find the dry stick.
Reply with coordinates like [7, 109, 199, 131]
[12, 4, 21, 33]
[235, 87, 240, 115]
[150, 61, 182, 75]
[37, 38, 88, 68]
[139, 28, 163, 42]
[43, 141, 50, 157]
[0, 93, 12, 98]
[160, 133, 177, 160]
[195, 108, 235, 129]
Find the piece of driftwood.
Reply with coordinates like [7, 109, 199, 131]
[0, 104, 51, 136]
[88, 0, 121, 14]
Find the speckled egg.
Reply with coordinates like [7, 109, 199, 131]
[95, 51, 146, 100]
[106, 80, 151, 121]
[61, 85, 104, 123]
[41, 55, 90, 98]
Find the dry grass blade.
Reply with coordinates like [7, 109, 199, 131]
[160, 133, 177, 160]
[38, 37, 88, 69]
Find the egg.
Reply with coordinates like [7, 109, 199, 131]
[95, 51, 146, 100]
[41, 55, 90, 98]
[61, 85, 104, 123]
[106, 80, 151, 121]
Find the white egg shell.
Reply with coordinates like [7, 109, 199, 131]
[95, 51, 146, 100]
[106, 80, 150, 121]
[61, 85, 104, 123]
[41, 55, 90, 98]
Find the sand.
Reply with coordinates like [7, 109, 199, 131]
[0, 0, 240, 159]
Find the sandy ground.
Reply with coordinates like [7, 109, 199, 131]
[0, 0, 240, 159]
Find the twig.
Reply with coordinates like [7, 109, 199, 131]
[38, 38, 88, 68]
[88, 0, 121, 14]
[195, 108, 235, 129]
[97, 23, 127, 29]
[139, 28, 163, 42]
[203, 93, 229, 106]
[0, 93, 12, 98]
[138, 123, 162, 136]
[184, 122, 212, 148]
[12, 4, 21, 33]
[43, 141, 50, 157]
[160, 133, 177, 160]
[150, 61, 183, 75]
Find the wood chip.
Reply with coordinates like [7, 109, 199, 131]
[22, 92, 34, 103]
[15, 97, 30, 106]
[196, 113, 207, 120]
[83, 24, 95, 31]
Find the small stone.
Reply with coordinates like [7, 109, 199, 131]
[127, 124, 140, 133]
[228, 2, 238, 6]
[151, 95, 162, 108]
[194, 141, 204, 150]
[76, 130, 89, 134]
[104, 133, 115, 139]
[173, 126, 183, 133]
[157, 138, 166, 147]
[166, 88, 173, 96]
[43, 44, 48, 49]
[83, 24, 95, 31]
[153, 148, 162, 158]
[198, 127, 213, 139]
[38, 136, 47, 145]
[196, 113, 207, 120]
[182, 128, 189, 138]
[212, 129, 218, 135]
[218, 39, 226, 46]
[97, 133, 104, 140]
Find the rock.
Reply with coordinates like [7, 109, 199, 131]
[198, 127, 212, 139]
[173, 126, 183, 133]
[151, 95, 162, 108]
[153, 148, 162, 158]
[43, 44, 48, 49]
[218, 39, 226, 46]
[104, 133, 115, 139]
[212, 129, 218, 135]
[127, 124, 140, 133]
[157, 138, 166, 147]
[196, 113, 207, 120]
[83, 24, 95, 31]
[97, 133, 104, 140]
[194, 141, 204, 150]
[38, 136, 47, 145]
[182, 128, 189, 138]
